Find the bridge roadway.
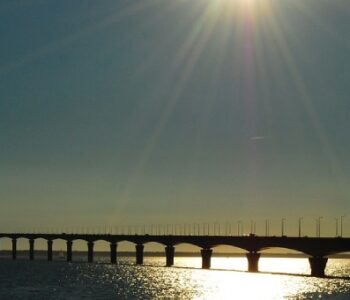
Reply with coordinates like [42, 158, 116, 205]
[1, 233, 350, 277]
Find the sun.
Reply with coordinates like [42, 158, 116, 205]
[217, 0, 264, 16]
[237, 0, 262, 11]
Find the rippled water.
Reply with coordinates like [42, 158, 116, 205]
[0, 257, 349, 299]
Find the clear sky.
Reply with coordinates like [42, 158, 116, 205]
[1, 0, 350, 237]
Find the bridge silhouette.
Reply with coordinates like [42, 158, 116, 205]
[1, 233, 350, 277]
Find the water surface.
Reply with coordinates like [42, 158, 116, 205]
[1, 257, 349, 299]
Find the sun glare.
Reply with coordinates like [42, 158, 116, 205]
[227, 0, 257, 7]
[217, 0, 267, 18]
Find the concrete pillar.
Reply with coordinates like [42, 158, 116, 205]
[201, 248, 213, 269]
[12, 238, 17, 260]
[29, 239, 35, 260]
[246, 252, 261, 272]
[309, 256, 328, 277]
[47, 240, 53, 261]
[87, 241, 94, 263]
[66, 240, 73, 262]
[135, 244, 144, 265]
[110, 242, 117, 264]
[165, 245, 175, 267]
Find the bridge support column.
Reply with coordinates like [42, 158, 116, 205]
[201, 248, 213, 269]
[309, 256, 328, 277]
[110, 242, 117, 264]
[66, 241, 72, 262]
[135, 244, 144, 265]
[165, 245, 175, 267]
[29, 239, 35, 260]
[12, 238, 17, 260]
[47, 240, 53, 261]
[87, 241, 94, 263]
[246, 252, 260, 272]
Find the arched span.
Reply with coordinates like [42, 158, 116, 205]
[113, 236, 168, 246]
[117, 240, 137, 251]
[114, 238, 138, 245]
[12, 237, 31, 256]
[51, 238, 69, 255]
[0, 237, 12, 252]
[209, 243, 249, 252]
[326, 250, 350, 257]
[173, 241, 203, 248]
[71, 238, 89, 243]
[67, 239, 89, 262]
[142, 242, 167, 264]
[170, 243, 201, 266]
[92, 240, 111, 255]
[11, 235, 30, 240]
[90, 238, 111, 243]
[143, 241, 167, 247]
[174, 242, 203, 250]
[32, 237, 49, 250]
[52, 237, 69, 242]
[0, 234, 16, 240]
[70, 237, 89, 242]
[259, 246, 308, 256]
[30, 235, 50, 241]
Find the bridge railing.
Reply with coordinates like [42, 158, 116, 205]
[0, 217, 347, 238]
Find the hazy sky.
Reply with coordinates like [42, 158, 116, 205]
[1, 0, 350, 237]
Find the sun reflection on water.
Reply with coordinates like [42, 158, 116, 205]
[160, 257, 350, 299]
[173, 256, 310, 274]
[1, 257, 349, 299]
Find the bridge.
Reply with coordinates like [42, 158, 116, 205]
[1, 233, 350, 277]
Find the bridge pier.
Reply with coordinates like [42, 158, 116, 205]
[136, 244, 144, 265]
[47, 240, 53, 261]
[12, 238, 17, 260]
[66, 241, 72, 262]
[29, 239, 35, 260]
[309, 256, 328, 277]
[87, 241, 94, 263]
[165, 245, 175, 267]
[110, 242, 117, 264]
[246, 251, 260, 272]
[201, 248, 213, 269]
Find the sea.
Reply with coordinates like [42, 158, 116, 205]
[0, 255, 349, 299]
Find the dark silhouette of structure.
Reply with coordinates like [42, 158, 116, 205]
[1, 233, 349, 277]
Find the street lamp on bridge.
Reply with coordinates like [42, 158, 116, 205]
[298, 217, 303, 237]
[335, 218, 339, 237]
[265, 219, 270, 236]
[250, 220, 256, 235]
[316, 216, 323, 237]
[341, 215, 346, 237]
[281, 218, 286, 236]
[237, 220, 243, 236]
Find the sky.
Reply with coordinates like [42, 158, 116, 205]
[1, 0, 350, 239]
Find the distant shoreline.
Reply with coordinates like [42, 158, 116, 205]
[1, 250, 349, 258]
